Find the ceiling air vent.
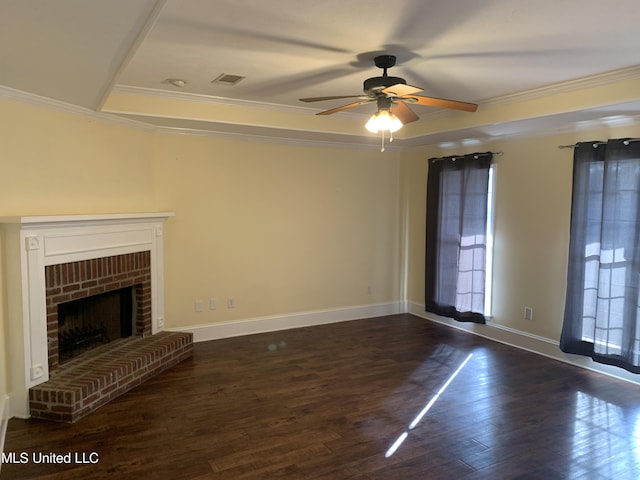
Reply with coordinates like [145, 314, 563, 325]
[211, 73, 245, 86]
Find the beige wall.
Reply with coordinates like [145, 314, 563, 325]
[0, 98, 402, 415]
[401, 124, 640, 341]
[153, 133, 402, 326]
[0, 99, 157, 215]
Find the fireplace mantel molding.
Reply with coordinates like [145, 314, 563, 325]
[0, 212, 174, 418]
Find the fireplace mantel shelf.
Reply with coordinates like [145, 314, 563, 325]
[0, 212, 175, 228]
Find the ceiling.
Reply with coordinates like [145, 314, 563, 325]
[2, 0, 640, 148]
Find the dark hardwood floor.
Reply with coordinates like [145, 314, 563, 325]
[3, 314, 640, 479]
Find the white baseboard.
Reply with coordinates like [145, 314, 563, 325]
[406, 301, 640, 387]
[167, 301, 405, 342]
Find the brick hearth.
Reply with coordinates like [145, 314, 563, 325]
[29, 331, 193, 423]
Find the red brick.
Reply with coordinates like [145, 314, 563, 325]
[46, 287, 61, 297]
[62, 283, 80, 293]
[87, 286, 106, 296]
[71, 290, 89, 300]
[51, 404, 73, 413]
[51, 294, 71, 304]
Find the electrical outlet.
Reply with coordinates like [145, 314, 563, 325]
[524, 306, 533, 321]
[209, 297, 217, 310]
[194, 300, 203, 312]
[227, 297, 235, 309]
[367, 285, 373, 295]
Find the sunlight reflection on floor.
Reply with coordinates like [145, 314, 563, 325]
[385, 352, 474, 458]
[570, 391, 640, 478]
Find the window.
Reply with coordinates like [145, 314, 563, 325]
[425, 153, 495, 324]
[560, 139, 640, 373]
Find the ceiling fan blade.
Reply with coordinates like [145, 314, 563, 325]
[316, 99, 374, 115]
[403, 95, 478, 112]
[391, 101, 419, 124]
[382, 83, 423, 97]
[300, 95, 364, 102]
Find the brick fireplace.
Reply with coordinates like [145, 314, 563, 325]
[0, 213, 194, 421]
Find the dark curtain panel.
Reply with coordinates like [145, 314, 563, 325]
[560, 139, 640, 373]
[425, 153, 492, 324]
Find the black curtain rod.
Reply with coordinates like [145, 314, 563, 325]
[558, 138, 640, 149]
[429, 151, 503, 162]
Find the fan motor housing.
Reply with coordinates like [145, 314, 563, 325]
[363, 76, 407, 94]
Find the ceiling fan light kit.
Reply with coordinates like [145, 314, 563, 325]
[299, 54, 478, 151]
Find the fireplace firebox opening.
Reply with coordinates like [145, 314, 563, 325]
[57, 287, 134, 364]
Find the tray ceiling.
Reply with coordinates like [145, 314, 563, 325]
[2, 0, 640, 147]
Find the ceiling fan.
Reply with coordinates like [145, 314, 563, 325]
[299, 55, 478, 127]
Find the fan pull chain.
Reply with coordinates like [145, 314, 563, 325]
[379, 130, 395, 152]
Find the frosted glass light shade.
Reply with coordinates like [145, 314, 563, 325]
[365, 110, 403, 133]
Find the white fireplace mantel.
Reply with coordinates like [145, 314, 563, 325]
[0, 212, 174, 418]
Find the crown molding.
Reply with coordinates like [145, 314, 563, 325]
[110, 85, 366, 119]
[0, 84, 155, 131]
[156, 125, 399, 151]
[481, 65, 640, 106]
[0, 83, 385, 149]
[403, 112, 640, 151]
